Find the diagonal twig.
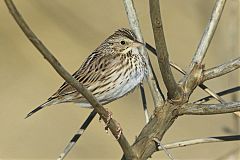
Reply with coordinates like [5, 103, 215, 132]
[58, 110, 97, 160]
[189, 0, 227, 69]
[4, 0, 136, 158]
[149, 0, 182, 100]
[194, 86, 240, 104]
[153, 138, 175, 160]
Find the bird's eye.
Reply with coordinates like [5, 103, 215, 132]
[120, 41, 126, 45]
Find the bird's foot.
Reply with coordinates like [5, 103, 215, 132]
[104, 108, 113, 133]
[114, 122, 122, 140]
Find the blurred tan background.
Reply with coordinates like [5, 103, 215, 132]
[0, 0, 239, 159]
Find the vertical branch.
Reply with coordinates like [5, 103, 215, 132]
[190, 0, 226, 69]
[149, 0, 182, 100]
[123, 0, 165, 107]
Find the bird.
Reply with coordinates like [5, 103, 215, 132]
[26, 28, 148, 118]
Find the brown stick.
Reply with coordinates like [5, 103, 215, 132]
[149, 0, 182, 100]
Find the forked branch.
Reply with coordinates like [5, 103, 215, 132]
[4, 0, 136, 159]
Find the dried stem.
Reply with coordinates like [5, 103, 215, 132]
[58, 110, 97, 160]
[149, 0, 182, 100]
[180, 101, 240, 115]
[140, 83, 149, 123]
[194, 86, 240, 104]
[203, 57, 240, 82]
[4, 0, 136, 158]
[123, 0, 165, 108]
[157, 135, 240, 151]
[190, 0, 226, 69]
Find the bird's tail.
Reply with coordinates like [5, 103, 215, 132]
[25, 99, 55, 119]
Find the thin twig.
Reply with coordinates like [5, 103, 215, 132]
[157, 135, 240, 151]
[58, 110, 97, 160]
[180, 101, 240, 115]
[203, 57, 240, 82]
[4, 0, 136, 158]
[123, 0, 165, 107]
[140, 83, 149, 123]
[194, 86, 240, 104]
[190, 0, 226, 69]
[153, 138, 175, 160]
[149, 0, 182, 100]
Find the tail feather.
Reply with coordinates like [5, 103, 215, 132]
[25, 100, 53, 119]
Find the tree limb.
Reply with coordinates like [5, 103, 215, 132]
[180, 101, 240, 115]
[189, 0, 226, 69]
[4, 0, 136, 158]
[123, 0, 165, 107]
[203, 57, 240, 82]
[149, 0, 182, 100]
[157, 135, 240, 151]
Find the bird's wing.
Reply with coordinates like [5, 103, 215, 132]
[48, 51, 115, 101]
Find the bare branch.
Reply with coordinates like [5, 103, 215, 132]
[194, 86, 240, 104]
[203, 57, 240, 81]
[180, 101, 240, 115]
[4, 0, 136, 158]
[149, 0, 182, 100]
[153, 138, 175, 160]
[190, 0, 226, 69]
[58, 110, 97, 160]
[140, 83, 149, 123]
[123, 0, 165, 107]
[157, 135, 240, 151]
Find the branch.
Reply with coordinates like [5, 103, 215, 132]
[58, 110, 97, 160]
[180, 101, 240, 115]
[190, 0, 226, 69]
[203, 57, 240, 81]
[140, 83, 149, 123]
[4, 0, 136, 158]
[157, 135, 240, 151]
[149, 0, 182, 100]
[194, 86, 240, 104]
[123, 0, 165, 107]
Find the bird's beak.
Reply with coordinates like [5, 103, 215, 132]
[133, 40, 145, 48]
